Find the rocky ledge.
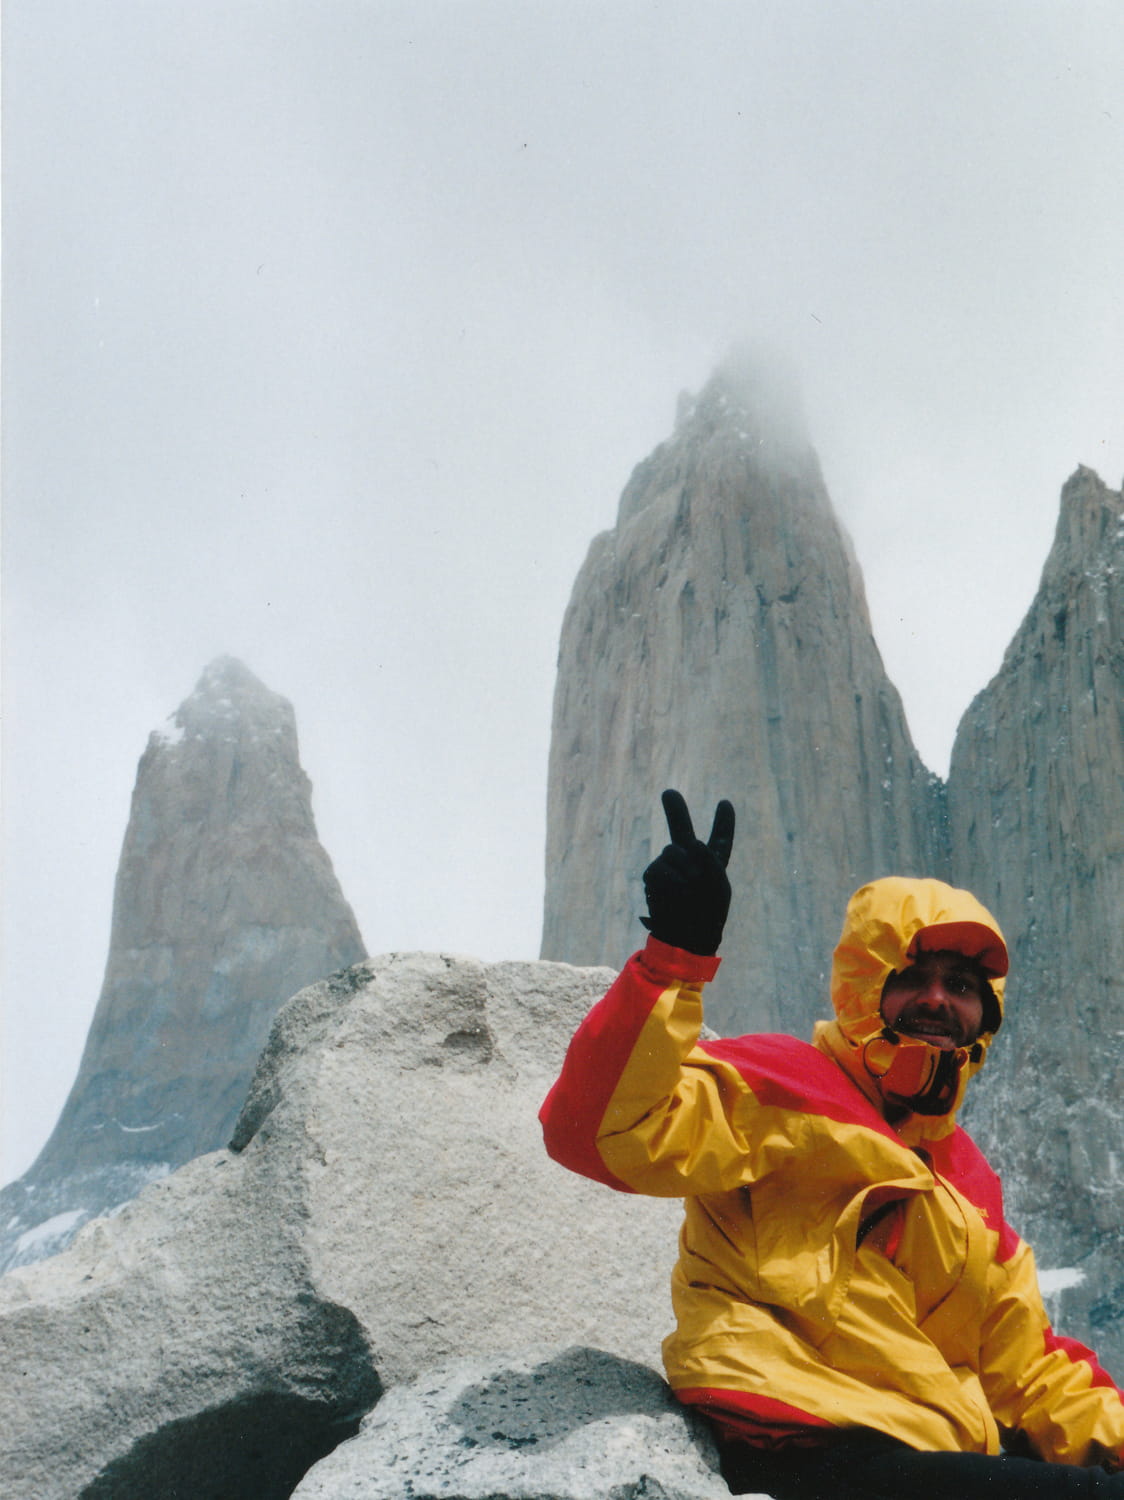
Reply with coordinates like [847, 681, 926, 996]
[0, 953, 710, 1499]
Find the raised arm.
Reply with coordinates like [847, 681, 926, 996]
[539, 790, 782, 1198]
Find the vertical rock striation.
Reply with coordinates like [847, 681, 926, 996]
[0, 657, 366, 1270]
[949, 468, 1124, 1372]
[541, 351, 945, 1036]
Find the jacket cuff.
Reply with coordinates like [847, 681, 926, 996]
[638, 933, 722, 984]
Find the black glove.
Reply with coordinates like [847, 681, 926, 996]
[640, 789, 736, 956]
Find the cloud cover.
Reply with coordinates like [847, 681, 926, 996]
[3, 0, 1122, 1179]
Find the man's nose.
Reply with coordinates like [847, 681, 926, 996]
[916, 979, 952, 1008]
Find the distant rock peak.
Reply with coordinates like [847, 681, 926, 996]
[1052, 466, 1123, 560]
[0, 657, 365, 1273]
[196, 654, 270, 695]
[618, 348, 820, 534]
[675, 343, 808, 443]
[182, 655, 290, 718]
[544, 352, 943, 1037]
[149, 658, 296, 754]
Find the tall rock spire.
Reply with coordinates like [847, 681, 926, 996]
[950, 467, 1124, 1371]
[541, 351, 946, 1036]
[1, 657, 366, 1269]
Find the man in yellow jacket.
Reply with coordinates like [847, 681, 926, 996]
[540, 790, 1124, 1499]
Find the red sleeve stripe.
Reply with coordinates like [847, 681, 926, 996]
[538, 938, 719, 1191]
[697, 1032, 901, 1138]
[1043, 1329, 1124, 1397]
[675, 1385, 837, 1448]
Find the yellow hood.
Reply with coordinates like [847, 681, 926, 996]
[813, 876, 1008, 1142]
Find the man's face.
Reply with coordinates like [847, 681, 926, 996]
[880, 950, 987, 1050]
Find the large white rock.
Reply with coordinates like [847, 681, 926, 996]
[0, 953, 688, 1498]
[291, 1346, 749, 1500]
[232, 951, 687, 1385]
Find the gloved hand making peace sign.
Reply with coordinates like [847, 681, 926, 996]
[640, 788, 736, 957]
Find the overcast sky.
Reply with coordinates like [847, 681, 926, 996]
[3, 0, 1122, 1183]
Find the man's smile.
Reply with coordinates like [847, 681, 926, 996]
[880, 950, 988, 1050]
[892, 1012, 966, 1050]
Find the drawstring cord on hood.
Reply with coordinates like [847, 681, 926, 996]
[860, 1028, 984, 1117]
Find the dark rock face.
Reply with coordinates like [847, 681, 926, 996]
[290, 1347, 728, 1500]
[81, 1308, 378, 1500]
[0, 657, 366, 1270]
[541, 351, 946, 1036]
[949, 468, 1124, 1373]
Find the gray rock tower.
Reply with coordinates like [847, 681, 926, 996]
[951, 467, 1124, 1370]
[1, 657, 366, 1269]
[541, 350, 946, 1036]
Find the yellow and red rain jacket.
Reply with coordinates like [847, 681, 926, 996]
[539, 877, 1124, 1469]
